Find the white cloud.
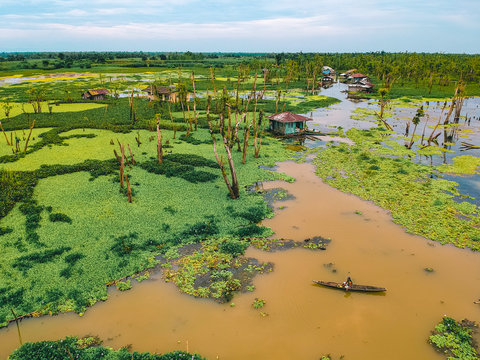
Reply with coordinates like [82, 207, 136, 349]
[65, 9, 89, 16]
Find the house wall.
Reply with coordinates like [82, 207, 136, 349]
[270, 120, 307, 135]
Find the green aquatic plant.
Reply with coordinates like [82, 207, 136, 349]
[163, 238, 271, 302]
[253, 298, 266, 309]
[219, 238, 249, 257]
[437, 155, 480, 175]
[116, 280, 132, 291]
[429, 316, 478, 360]
[314, 127, 480, 250]
[8, 336, 206, 360]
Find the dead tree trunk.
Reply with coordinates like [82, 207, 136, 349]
[254, 110, 264, 158]
[167, 102, 176, 139]
[191, 72, 198, 131]
[156, 119, 163, 164]
[0, 121, 10, 145]
[135, 131, 142, 147]
[207, 97, 239, 199]
[125, 173, 132, 203]
[241, 93, 255, 164]
[120, 144, 125, 190]
[210, 67, 217, 97]
[23, 120, 35, 152]
[127, 144, 136, 165]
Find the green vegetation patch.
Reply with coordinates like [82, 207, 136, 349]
[314, 127, 480, 250]
[8, 336, 206, 360]
[437, 155, 480, 175]
[429, 316, 478, 360]
[0, 101, 104, 120]
[0, 126, 293, 327]
[163, 237, 273, 302]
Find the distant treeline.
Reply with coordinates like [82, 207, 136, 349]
[0, 51, 266, 62]
[0, 51, 479, 88]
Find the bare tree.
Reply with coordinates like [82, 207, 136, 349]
[0, 121, 11, 145]
[406, 106, 424, 149]
[207, 96, 240, 199]
[374, 88, 393, 131]
[24, 120, 35, 152]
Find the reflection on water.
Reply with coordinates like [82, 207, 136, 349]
[1, 162, 479, 360]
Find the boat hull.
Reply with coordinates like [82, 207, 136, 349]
[313, 280, 386, 292]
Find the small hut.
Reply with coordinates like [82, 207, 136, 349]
[347, 75, 374, 93]
[82, 89, 109, 100]
[349, 73, 369, 83]
[322, 66, 336, 77]
[267, 112, 312, 135]
[339, 69, 357, 81]
[348, 82, 375, 93]
[143, 85, 173, 101]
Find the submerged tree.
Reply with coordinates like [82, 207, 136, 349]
[375, 88, 393, 130]
[26, 87, 46, 114]
[406, 106, 424, 149]
[207, 96, 240, 199]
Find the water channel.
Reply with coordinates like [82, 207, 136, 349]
[0, 83, 479, 359]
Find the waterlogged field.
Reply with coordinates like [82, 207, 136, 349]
[0, 125, 296, 327]
[0, 66, 479, 359]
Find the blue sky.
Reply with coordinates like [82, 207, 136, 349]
[0, 0, 478, 53]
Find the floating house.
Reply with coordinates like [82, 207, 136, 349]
[267, 112, 312, 135]
[339, 69, 357, 80]
[349, 73, 369, 83]
[322, 66, 335, 77]
[347, 74, 375, 93]
[82, 88, 109, 100]
[348, 82, 375, 93]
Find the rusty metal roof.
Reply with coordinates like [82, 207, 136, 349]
[87, 88, 109, 95]
[351, 73, 368, 78]
[267, 112, 312, 123]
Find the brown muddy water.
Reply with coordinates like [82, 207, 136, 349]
[1, 161, 480, 359]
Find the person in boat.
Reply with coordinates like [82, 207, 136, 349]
[342, 276, 353, 291]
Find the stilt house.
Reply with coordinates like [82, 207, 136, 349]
[267, 112, 312, 135]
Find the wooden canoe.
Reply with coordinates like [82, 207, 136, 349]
[313, 280, 386, 292]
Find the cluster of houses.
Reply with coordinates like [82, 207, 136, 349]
[81, 69, 373, 137]
[82, 84, 183, 102]
[339, 69, 375, 93]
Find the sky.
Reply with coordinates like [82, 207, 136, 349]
[0, 0, 478, 53]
